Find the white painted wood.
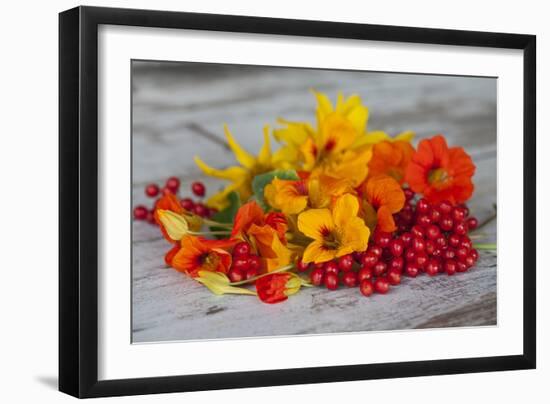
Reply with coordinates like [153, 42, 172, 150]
[131, 62, 497, 342]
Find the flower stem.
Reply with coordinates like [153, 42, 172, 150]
[473, 243, 497, 250]
[229, 264, 294, 286]
[203, 219, 233, 228]
[189, 230, 232, 236]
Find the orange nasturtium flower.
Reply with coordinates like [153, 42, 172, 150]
[367, 140, 415, 184]
[297, 193, 370, 264]
[405, 135, 476, 204]
[264, 174, 352, 215]
[255, 272, 303, 304]
[171, 235, 236, 278]
[361, 176, 406, 233]
[231, 200, 292, 271]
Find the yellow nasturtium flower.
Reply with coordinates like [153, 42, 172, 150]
[297, 193, 370, 264]
[194, 125, 276, 210]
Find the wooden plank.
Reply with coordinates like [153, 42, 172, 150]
[131, 62, 497, 342]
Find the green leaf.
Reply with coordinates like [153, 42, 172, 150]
[209, 191, 241, 238]
[251, 169, 299, 210]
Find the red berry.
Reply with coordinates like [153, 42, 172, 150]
[470, 249, 479, 261]
[233, 241, 252, 257]
[415, 252, 429, 268]
[146, 210, 156, 225]
[324, 261, 339, 276]
[439, 216, 453, 232]
[466, 217, 479, 230]
[405, 249, 416, 262]
[464, 254, 476, 268]
[373, 261, 387, 276]
[400, 232, 413, 246]
[411, 237, 425, 253]
[448, 233, 461, 247]
[437, 201, 453, 215]
[425, 224, 440, 240]
[145, 183, 160, 197]
[411, 225, 425, 238]
[387, 269, 401, 285]
[374, 231, 392, 248]
[180, 198, 195, 211]
[248, 255, 262, 272]
[454, 222, 467, 236]
[342, 271, 358, 287]
[296, 259, 311, 272]
[161, 186, 174, 195]
[133, 205, 148, 220]
[459, 236, 473, 249]
[360, 279, 374, 297]
[228, 268, 244, 282]
[358, 266, 373, 282]
[429, 208, 442, 223]
[416, 214, 431, 226]
[191, 181, 206, 197]
[310, 268, 325, 286]
[417, 198, 430, 213]
[368, 245, 383, 259]
[324, 273, 339, 290]
[425, 259, 440, 276]
[435, 235, 447, 248]
[405, 264, 420, 277]
[193, 203, 209, 217]
[456, 261, 468, 272]
[360, 252, 377, 268]
[389, 257, 404, 273]
[404, 188, 415, 201]
[444, 259, 457, 275]
[166, 177, 180, 193]
[443, 248, 456, 260]
[337, 254, 354, 272]
[389, 239, 405, 257]
[452, 207, 466, 222]
[456, 247, 469, 261]
[374, 277, 390, 294]
[425, 239, 435, 255]
[232, 257, 249, 272]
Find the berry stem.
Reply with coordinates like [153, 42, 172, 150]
[471, 209, 497, 233]
[472, 242, 497, 250]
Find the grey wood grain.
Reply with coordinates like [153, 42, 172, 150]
[131, 62, 497, 343]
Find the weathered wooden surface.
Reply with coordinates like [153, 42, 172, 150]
[131, 61, 497, 343]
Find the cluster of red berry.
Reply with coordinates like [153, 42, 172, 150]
[301, 189, 480, 297]
[133, 177, 216, 224]
[227, 242, 262, 282]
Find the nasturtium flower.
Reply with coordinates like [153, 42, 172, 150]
[194, 125, 276, 210]
[231, 200, 292, 271]
[405, 135, 475, 204]
[171, 235, 236, 277]
[367, 140, 415, 184]
[255, 272, 304, 304]
[352, 130, 415, 149]
[361, 176, 405, 233]
[264, 174, 352, 215]
[297, 193, 370, 264]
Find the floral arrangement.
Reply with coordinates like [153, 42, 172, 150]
[134, 91, 494, 304]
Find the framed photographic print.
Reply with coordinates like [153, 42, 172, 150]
[59, 6, 536, 398]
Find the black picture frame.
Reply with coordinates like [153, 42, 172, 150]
[59, 5, 536, 398]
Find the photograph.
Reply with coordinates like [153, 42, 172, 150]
[131, 60, 497, 343]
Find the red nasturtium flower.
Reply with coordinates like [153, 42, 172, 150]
[231, 200, 288, 259]
[171, 235, 236, 278]
[255, 273, 302, 304]
[405, 135, 475, 204]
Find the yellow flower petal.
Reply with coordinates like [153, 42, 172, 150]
[297, 208, 334, 240]
[194, 156, 247, 181]
[224, 125, 256, 169]
[302, 240, 336, 264]
[257, 126, 272, 166]
[332, 194, 359, 229]
[341, 216, 370, 253]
